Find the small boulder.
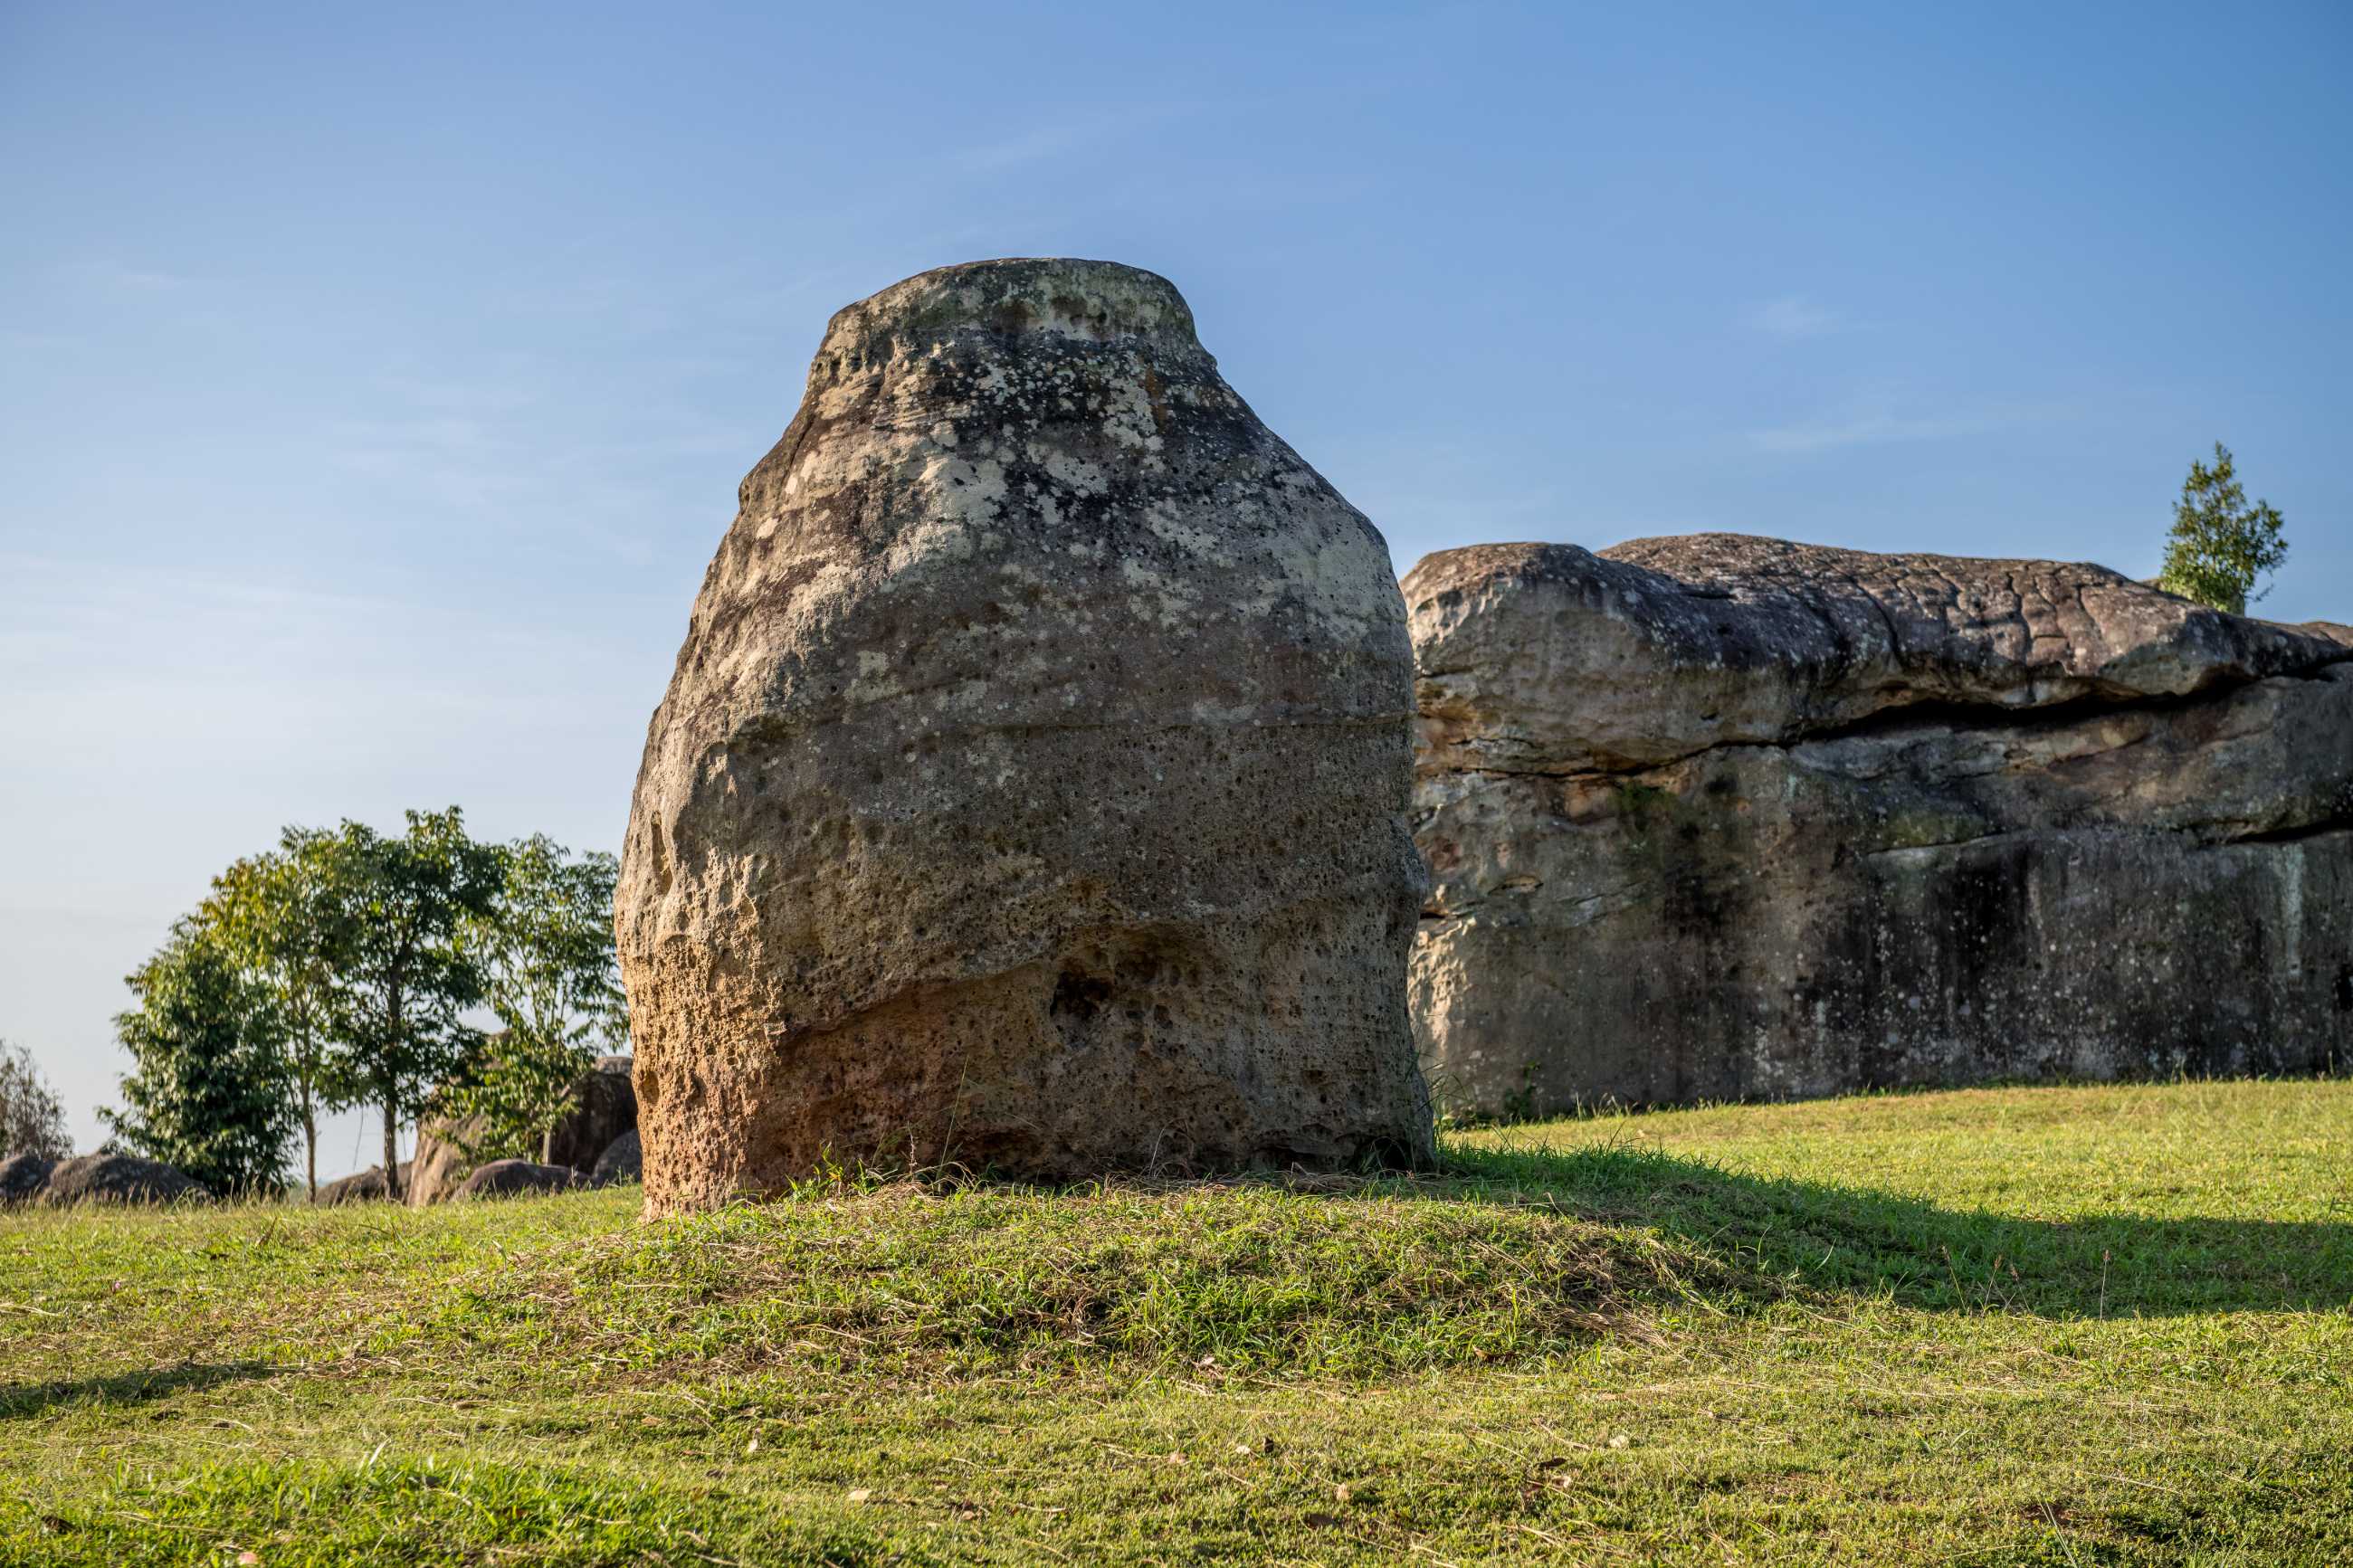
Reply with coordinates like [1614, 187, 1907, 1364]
[451, 1159, 585, 1201]
[590, 1129, 642, 1186]
[409, 1055, 635, 1205]
[41, 1153, 205, 1207]
[314, 1162, 411, 1206]
[0, 1154, 55, 1206]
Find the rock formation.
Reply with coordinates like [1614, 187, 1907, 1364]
[590, 1128, 641, 1186]
[452, 1159, 585, 1201]
[314, 1162, 410, 1205]
[617, 258, 1431, 1210]
[1407, 535, 2353, 1116]
[0, 1154, 52, 1206]
[543, 1055, 637, 1169]
[40, 1153, 204, 1206]
[408, 1055, 634, 1205]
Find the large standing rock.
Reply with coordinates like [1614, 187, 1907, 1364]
[618, 258, 1431, 1210]
[40, 1154, 205, 1206]
[408, 1055, 635, 1206]
[1408, 535, 2353, 1116]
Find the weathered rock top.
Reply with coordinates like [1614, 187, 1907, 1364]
[812, 257, 1203, 366]
[1406, 534, 2350, 774]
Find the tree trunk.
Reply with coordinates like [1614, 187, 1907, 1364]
[384, 973, 405, 1203]
[541, 1122, 555, 1165]
[382, 1097, 402, 1203]
[301, 1088, 318, 1202]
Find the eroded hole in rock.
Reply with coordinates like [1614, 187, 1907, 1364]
[1049, 967, 1118, 1031]
[1048, 932, 1199, 1050]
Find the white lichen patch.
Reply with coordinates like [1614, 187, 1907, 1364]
[1144, 499, 1233, 562]
[1041, 451, 1108, 497]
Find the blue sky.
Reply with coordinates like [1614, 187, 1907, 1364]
[4, 1, 2347, 1165]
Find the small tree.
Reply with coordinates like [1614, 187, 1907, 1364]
[106, 924, 296, 1196]
[316, 808, 504, 1200]
[450, 837, 627, 1163]
[206, 830, 355, 1199]
[0, 1040, 72, 1160]
[2158, 442, 2288, 614]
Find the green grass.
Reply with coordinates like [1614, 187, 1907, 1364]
[3, 1079, 2347, 1564]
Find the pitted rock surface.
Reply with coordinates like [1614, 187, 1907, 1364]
[618, 258, 1430, 1211]
[1407, 536, 2353, 1116]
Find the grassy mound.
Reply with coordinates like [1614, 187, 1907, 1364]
[3, 1080, 2347, 1564]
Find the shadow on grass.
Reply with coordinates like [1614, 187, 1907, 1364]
[0, 1361, 277, 1421]
[1436, 1143, 2353, 1319]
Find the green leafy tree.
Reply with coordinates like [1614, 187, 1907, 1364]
[205, 829, 355, 1198]
[0, 1039, 72, 1161]
[2158, 442, 2288, 614]
[105, 924, 296, 1195]
[316, 808, 505, 1201]
[449, 837, 628, 1163]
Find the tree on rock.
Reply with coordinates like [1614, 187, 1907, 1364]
[448, 836, 627, 1164]
[2158, 442, 2287, 614]
[105, 924, 296, 1196]
[316, 808, 504, 1202]
[0, 1040, 71, 1161]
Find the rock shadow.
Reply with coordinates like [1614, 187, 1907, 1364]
[1441, 1143, 2353, 1319]
[0, 1360, 277, 1421]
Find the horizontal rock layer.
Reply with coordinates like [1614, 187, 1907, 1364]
[1408, 536, 2353, 1115]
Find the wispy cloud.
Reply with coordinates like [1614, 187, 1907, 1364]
[1747, 295, 1845, 339]
[1747, 397, 2066, 455]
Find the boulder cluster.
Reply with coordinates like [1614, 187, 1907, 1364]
[1, 1059, 644, 1210]
[602, 256, 2349, 1206]
[401, 1054, 639, 1204]
[0, 1152, 204, 1208]
[312, 1055, 642, 1205]
[14, 261, 2341, 1216]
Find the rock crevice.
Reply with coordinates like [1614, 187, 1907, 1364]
[1406, 536, 2353, 1116]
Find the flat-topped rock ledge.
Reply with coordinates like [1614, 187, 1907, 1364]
[1407, 534, 2353, 1117]
[617, 259, 1432, 1211]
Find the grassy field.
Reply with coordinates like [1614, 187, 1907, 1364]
[2, 1079, 2347, 1566]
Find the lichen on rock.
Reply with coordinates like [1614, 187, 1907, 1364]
[1407, 535, 2353, 1117]
[618, 259, 1432, 1211]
